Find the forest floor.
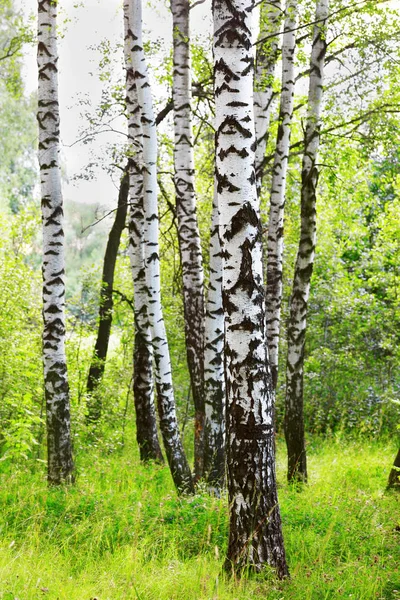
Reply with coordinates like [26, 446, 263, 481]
[0, 434, 399, 600]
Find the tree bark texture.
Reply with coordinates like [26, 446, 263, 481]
[284, 0, 329, 484]
[387, 448, 400, 489]
[171, 0, 206, 481]
[124, 6, 164, 463]
[254, 0, 282, 193]
[126, 0, 194, 494]
[265, 0, 298, 391]
[213, 0, 288, 577]
[203, 188, 225, 490]
[37, 0, 74, 485]
[86, 172, 129, 422]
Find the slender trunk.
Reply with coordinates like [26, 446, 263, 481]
[387, 448, 400, 489]
[171, 0, 205, 481]
[213, 0, 288, 577]
[254, 0, 282, 193]
[37, 0, 74, 485]
[203, 188, 225, 490]
[124, 6, 163, 463]
[265, 0, 298, 390]
[86, 172, 129, 421]
[284, 0, 329, 484]
[126, 0, 194, 494]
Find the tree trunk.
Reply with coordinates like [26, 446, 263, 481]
[37, 0, 74, 485]
[171, 0, 205, 481]
[86, 172, 129, 422]
[203, 188, 225, 491]
[284, 0, 329, 484]
[387, 448, 400, 489]
[124, 6, 164, 463]
[265, 0, 298, 391]
[213, 0, 288, 577]
[254, 0, 282, 193]
[126, 0, 194, 494]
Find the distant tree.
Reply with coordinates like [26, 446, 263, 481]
[265, 0, 298, 391]
[284, 0, 329, 483]
[254, 0, 282, 193]
[388, 448, 400, 489]
[37, 0, 74, 484]
[124, 3, 163, 462]
[125, 0, 194, 493]
[86, 172, 129, 421]
[213, 0, 288, 576]
[203, 188, 225, 490]
[171, 0, 205, 481]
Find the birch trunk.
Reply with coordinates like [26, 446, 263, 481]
[254, 0, 282, 192]
[265, 0, 298, 390]
[203, 188, 225, 490]
[171, 0, 205, 481]
[284, 0, 329, 483]
[387, 448, 400, 489]
[124, 8, 164, 463]
[86, 172, 129, 421]
[213, 0, 288, 577]
[126, 0, 194, 493]
[37, 0, 74, 485]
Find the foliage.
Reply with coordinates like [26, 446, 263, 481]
[0, 210, 43, 463]
[0, 82, 37, 214]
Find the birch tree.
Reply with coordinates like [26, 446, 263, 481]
[265, 0, 298, 390]
[213, 0, 288, 576]
[387, 448, 400, 489]
[125, 0, 193, 493]
[203, 189, 225, 490]
[171, 0, 205, 481]
[124, 7, 163, 463]
[86, 172, 129, 422]
[37, 0, 74, 484]
[285, 0, 329, 483]
[254, 0, 282, 192]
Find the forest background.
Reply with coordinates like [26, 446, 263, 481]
[0, 0, 399, 598]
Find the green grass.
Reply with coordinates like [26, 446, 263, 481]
[0, 435, 399, 599]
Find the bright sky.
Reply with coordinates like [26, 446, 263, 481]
[17, 0, 212, 208]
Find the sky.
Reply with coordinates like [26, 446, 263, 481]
[17, 0, 212, 209]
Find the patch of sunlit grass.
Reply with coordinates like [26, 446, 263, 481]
[0, 434, 399, 599]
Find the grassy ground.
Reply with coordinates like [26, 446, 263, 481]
[0, 435, 399, 599]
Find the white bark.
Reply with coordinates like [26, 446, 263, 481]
[37, 0, 73, 484]
[266, 0, 298, 389]
[171, 0, 205, 481]
[254, 0, 282, 191]
[124, 3, 163, 463]
[213, 0, 288, 576]
[285, 0, 329, 483]
[203, 187, 225, 489]
[126, 0, 193, 493]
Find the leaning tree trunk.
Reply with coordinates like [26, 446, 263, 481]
[37, 0, 74, 485]
[387, 448, 400, 489]
[203, 188, 225, 491]
[126, 0, 194, 494]
[213, 0, 288, 577]
[284, 0, 329, 484]
[254, 0, 282, 193]
[124, 4, 164, 463]
[265, 0, 298, 391]
[86, 172, 129, 422]
[171, 0, 205, 482]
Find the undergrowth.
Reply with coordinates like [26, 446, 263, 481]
[0, 435, 399, 599]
